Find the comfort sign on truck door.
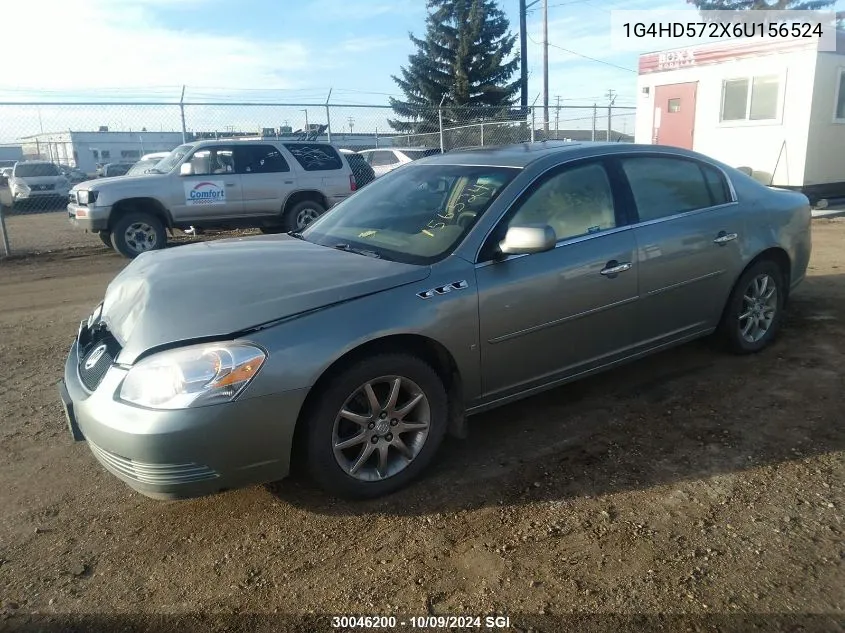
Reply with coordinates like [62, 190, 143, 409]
[185, 181, 226, 205]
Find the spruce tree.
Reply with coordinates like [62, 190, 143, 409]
[389, 0, 520, 135]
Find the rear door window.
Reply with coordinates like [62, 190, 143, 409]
[282, 143, 343, 171]
[619, 156, 728, 222]
[236, 145, 290, 174]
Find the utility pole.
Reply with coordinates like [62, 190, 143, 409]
[605, 89, 617, 142]
[519, 0, 528, 113]
[543, 0, 549, 136]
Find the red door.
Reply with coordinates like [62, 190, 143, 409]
[652, 82, 697, 149]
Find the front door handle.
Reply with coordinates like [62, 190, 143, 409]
[713, 231, 738, 244]
[600, 261, 632, 276]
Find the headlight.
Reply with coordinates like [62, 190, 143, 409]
[119, 342, 266, 410]
[77, 190, 98, 205]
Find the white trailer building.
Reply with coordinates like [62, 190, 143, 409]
[635, 31, 845, 204]
[19, 130, 186, 175]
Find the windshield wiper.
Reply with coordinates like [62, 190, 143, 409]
[332, 243, 380, 258]
[287, 231, 304, 240]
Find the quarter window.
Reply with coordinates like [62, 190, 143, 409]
[282, 143, 343, 171]
[621, 156, 730, 221]
[721, 75, 780, 122]
[236, 145, 289, 174]
[507, 162, 617, 242]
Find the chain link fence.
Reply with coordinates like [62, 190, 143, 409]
[0, 101, 635, 258]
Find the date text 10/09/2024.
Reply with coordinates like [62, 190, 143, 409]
[331, 615, 512, 629]
[622, 21, 823, 39]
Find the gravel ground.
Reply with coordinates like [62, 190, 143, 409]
[0, 221, 843, 633]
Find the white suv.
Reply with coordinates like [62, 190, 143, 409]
[357, 147, 441, 178]
[10, 161, 70, 205]
[67, 139, 358, 258]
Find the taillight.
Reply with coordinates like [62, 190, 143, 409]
[349, 174, 357, 192]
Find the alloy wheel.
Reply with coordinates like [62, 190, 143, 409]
[739, 273, 778, 343]
[123, 222, 157, 254]
[331, 376, 431, 482]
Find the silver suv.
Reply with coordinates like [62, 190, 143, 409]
[67, 139, 357, 258]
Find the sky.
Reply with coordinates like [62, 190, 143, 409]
[0, 0, 842, 141]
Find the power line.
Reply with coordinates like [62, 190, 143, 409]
[526, 32, 636, 73]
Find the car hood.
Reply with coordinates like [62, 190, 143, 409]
[101, 235, 432, 364]
[73, 173, 168, 190]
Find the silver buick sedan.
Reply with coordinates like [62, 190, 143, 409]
[59, 141, 812, 500]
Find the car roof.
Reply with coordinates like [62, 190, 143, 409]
[410, 141, 719, 169]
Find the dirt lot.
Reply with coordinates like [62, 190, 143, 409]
[1, 222, 843, 632]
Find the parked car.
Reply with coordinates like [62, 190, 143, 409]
[339, 148, 376, 188]
[67, 139, 357, 257]
[1, 167, 12, 179]
[99, 163, 134, 178]
[9, 161, 69, 206]
[59, 141, 811, 501]
[358, 147, 441, 178]
[58, 165, 90, 185]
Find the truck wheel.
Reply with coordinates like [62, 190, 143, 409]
[110, 212, 167, 258]
[284, 200, 325, 232]
[97, 231, 111, 248]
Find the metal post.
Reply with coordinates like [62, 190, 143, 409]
[542, 0, 549, 136]
[179, 85, 187, 143]
[592, 103, 597, 141]
[607, 104, 612, 142]
[519, 0, 528, 113]
[555, 96, 560, 140]
[375, 127, 379, 148]
[0, 204, 9, 257]
[325, 88, 333, 143]
[480, 121, 484, 146]
[438, 94, 446, 153]
[530, 108, 535, 143]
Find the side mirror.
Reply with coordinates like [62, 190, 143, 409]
[498, 225, 557, 255]
[179, 163, 194, 176]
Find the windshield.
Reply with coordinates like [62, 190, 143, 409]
[151, 144, 193, 173]
[126, 160, 158, 176]
[15, 163, 60, 177]
[301, 164, 518, 265]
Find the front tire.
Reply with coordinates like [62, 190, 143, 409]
[110, 212, 167, 258]
[304, 354, 449, 499]
[284, 200, 325, 232]
[718, 259, 786, 354]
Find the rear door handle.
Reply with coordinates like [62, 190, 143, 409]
[713, 231, 738, 244]
[600, 261, 632, 276]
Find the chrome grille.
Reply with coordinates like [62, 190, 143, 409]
[88, 442, 219, 486]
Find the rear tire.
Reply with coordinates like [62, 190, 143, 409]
[718, 259, 786, 354]
[303, 353, 449, 499]
[110, 212, 167, 259]
[284, 200, 325, 232]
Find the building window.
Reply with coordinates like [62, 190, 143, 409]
[668, 98, 681, 113]
[101, 150, 111, 160]
[720, 75, 780, 122]
[835, 68, 845, 122]
[121, 150, 140, 159]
